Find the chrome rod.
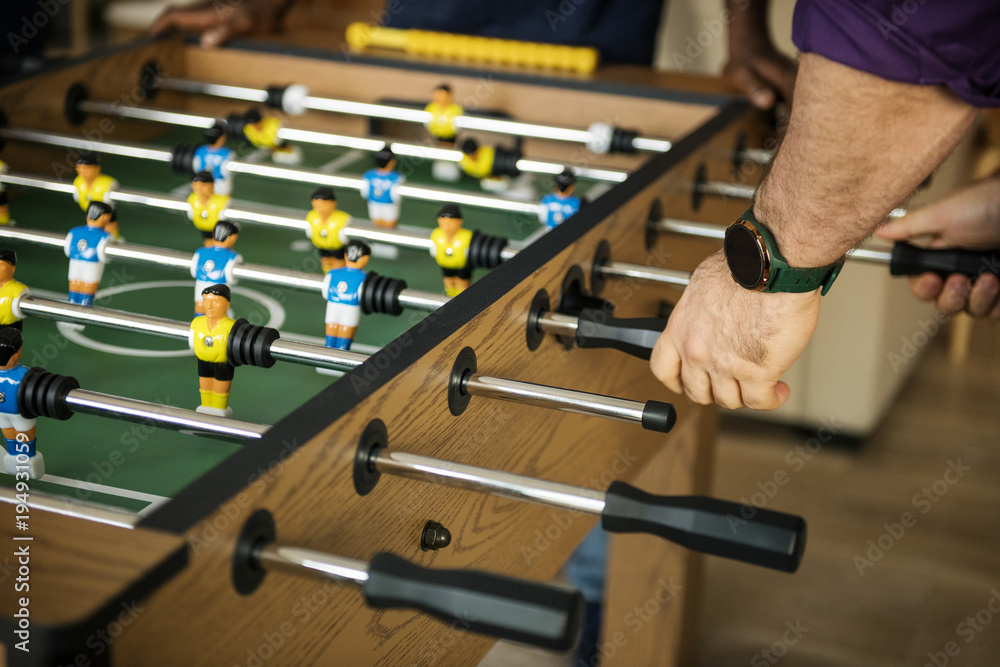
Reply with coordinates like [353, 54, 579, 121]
[656, 218, 724, 240]
[0, 225, 442, 312]
[847, 247, 894, 264]
[374, 449, 607, 514]
[464, 375, 647, 426]
[0, 487, 141, 529]
[0, 127, 173, 162]
[536, 312, 579, 338]
[269, 339, 367, 371]
[738, 147, 773, 165]
[597, 262, 691, 288]
[256, 544, 369, 585]
[81, 97, 629, 183]
[78, 100, 216, 130]
[697, 180, 757, 200]
[19, 296, 189, 338]
[157, 76, 673, 153]
[64, 388, 270, 441]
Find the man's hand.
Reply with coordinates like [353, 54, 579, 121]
[151, 0, 294, 48]
[724, 0, 796, 109]
[650, 250, 820, 410]
[877, 177, 1000, 318]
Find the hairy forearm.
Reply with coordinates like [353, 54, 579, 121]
[756, 53, 976, 267]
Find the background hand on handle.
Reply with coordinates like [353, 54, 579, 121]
[151, 0, 294, 48]
[877, 177, 1000, 319]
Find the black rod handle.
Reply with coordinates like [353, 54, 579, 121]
[364, 554, 583, 651]
[890, 242, 1000, 278]
[601, 481, 806, 573]
[575, 308, 666, 360]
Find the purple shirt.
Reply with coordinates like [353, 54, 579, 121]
[793, 0, 1000, 107]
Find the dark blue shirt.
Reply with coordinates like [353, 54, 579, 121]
[384, 0, 664, 64]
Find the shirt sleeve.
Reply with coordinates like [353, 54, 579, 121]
[792, 0, 1000, 108]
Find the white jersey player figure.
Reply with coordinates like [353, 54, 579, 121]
[538, 168, 582, 229]
[192, 123, 234, 196]
[360, 147, 403, 229]
[322, 240, 371, 351]
[191, 221, 242, 316]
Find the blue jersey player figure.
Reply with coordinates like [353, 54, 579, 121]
[322, 240, 371, 351]
[192, 123, 233, 196]
[0, 329, 43, 479]
[538, 169, 581, 229]
[191, 221, 242, 316]
[63, 201, 113, 306]
[360, 147, 403, 229]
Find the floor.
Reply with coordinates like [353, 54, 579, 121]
[481, 318, 1000, 666]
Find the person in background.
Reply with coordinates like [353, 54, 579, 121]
[877, 175, 1000, 320]
[151, 0, 795, 110]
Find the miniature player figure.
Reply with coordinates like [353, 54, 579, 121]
[73, 152, 120, 240]
[64, 201, 112, 306]
[424, 84, 463, 182]
[322, 240, 371, 351]
[190, 284, 237, 417]
[0, 250, 29, 331]
[192, 122, 234, 196]
[0, 160, 11, 226]
[0, 330, 43, 478]
[360, 148, 403, 228]
[242, 108, 302, 165]
[459, 138, 508, 193]
[191, 221, 242, 316]
[188, 172, 231, 247]
[539, 169, 581, 229]
[430, 204, 473, 296]
[307, 187, 352, 274]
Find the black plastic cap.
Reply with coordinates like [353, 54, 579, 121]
[467, 232, 508, 270]
[609, 127, 638, 154]
[447, 347, 477, 417]
[360, 272, 406, 316]
[225, 112, 249, 139]
[170, 143, 196, 175]
[64, 82, 89, 126]
[265, 85, 287, 110]
[353, 419, 387, 496]
[139, 61, 162, 101]
[232, 508, 275, 596]
[18, 367, 80, 421]
[492, 147, 522, 177]
[640, 401, 676, 433]
[227, 319, 280, 368]
[691, 163, 707, 211]
[365, 553, 583, 651]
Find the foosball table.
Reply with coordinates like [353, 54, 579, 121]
[0, 37, 819, 666]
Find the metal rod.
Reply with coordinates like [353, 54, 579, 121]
[80, 97, 629, 184]
[0, 486, 141, 529]
[597, 262, 691, 288]
[0, 225, 442, 313]
[536, 312, 579, 338]
[158, 76, 672, 154]
[0, 127, 173, 163]
[64, 388, 270, 441]
[269, 338, 368, 371]
[698, 179, 908, 219]
[464, 374, 648, 426]
[256, 543, 369, 585]
[374, 448, 607, 514]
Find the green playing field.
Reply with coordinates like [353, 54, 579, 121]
[0, 124, 605, 513]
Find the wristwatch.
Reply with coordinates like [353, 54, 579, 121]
[724, 208, 844, 295]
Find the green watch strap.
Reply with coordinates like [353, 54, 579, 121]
[741, 209, 844, 295]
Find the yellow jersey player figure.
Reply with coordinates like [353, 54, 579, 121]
[242, 108, 302, 165]
[187, 171, 231, 247]
[73, 152, 120, 240]
[0, 160, 11, 226]
[307, 187, 351, 274]
[431, 204, 473, 296]
[0, 250, 28, 332]
[0, 330, 43, 479]
[459, 138, 509, 193]
[425, 84, 463, 182]
[190, 284, 237, 417]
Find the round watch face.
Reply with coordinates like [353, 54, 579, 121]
[724, 223, 766, 289]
